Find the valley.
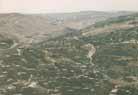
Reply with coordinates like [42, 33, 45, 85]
[0, 11, 138, 95]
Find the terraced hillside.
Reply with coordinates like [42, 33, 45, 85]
[0, 11, 132, 45]
[0, 13, 138, 95]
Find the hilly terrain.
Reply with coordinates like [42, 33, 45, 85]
[0, 11, 138, 95]
[0, 11, 133, 46]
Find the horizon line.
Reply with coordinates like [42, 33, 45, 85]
[0, 10, 137, 14]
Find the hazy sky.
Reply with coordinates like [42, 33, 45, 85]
[0, 0, 138, 13]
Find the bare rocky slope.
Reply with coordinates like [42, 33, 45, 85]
[0, 11, 133, 45]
